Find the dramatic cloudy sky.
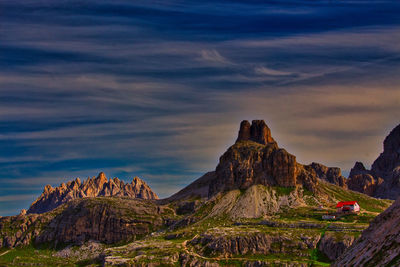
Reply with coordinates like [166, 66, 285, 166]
[1, 0, 400, 216]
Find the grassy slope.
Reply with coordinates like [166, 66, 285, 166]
[0, 182, 393, 266]
[100, 184, 392, 266]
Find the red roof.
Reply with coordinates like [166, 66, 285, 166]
[336, 201, 358, 208]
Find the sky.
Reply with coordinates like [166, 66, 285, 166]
[1, 0, 400, 216]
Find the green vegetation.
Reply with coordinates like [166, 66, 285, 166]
[321, 182, 392, 213]
[310, 224, 331, 266]
[0, 181, 393, 266]
[274, 186, 295, 196]
[0, 245, 74, 266]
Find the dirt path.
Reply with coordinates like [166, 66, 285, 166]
[0, 249, 12, 257]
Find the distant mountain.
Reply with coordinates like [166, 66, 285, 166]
[347, 123, 400, 199]
[27, 172, 158, 214]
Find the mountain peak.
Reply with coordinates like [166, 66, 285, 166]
[95, 172, 108, 186]
[371, 123, 400, 176]
[28, 173, 158, 214]
[208, 119, 318, 197]
[236, 120, 275, 145]
[347, 123, 400, 199]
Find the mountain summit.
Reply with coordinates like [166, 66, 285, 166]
[348, 123, 400, 199]
[236, 120, 275, 145]
[209, 119, 319, 196]
[28, 172, 158, 214]
[171, 119, 347, 202]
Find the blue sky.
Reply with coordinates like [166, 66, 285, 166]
[1, 0, 400, 216]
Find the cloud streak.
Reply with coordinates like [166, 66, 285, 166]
[0, 0, 400, 216]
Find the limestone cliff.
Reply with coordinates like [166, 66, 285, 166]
[0, 197, 173, 249]
[347, 123, 400, 199]
[28, 172, 158, 214]
[305, 162, 347, 188]
[170, 120, 348, 201]
[209, 120, 320, 197]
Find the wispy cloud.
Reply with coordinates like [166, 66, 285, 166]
[1, 0, 400, 216]
[254, 66, 293, 76]
[199, 49, 232, 65]
[0, 194, 36, 202]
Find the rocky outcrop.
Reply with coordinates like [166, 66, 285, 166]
[347, 162, 383, 196]
[306, 162, 347, 188]
[333, 196, 400, 267]
[36, 197, 166, 245]
[371, 124, 400, 177]
[318, 232, 355, 261]
[347, 123, 400, 199]
[190, 230, 320, 258]
[168, 120, 351, 201]
[1, 197, 173, 249]
[208, 120, 319, 197]
[0, 213, 43, 248]
[28, 172, 158, 214]
[236, 120, 275, 145]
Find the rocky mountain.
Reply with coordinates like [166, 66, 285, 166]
[172, 120, 347, 202]
[347, 123, 400, 199]
[28, 172, 158, 214]
[305, 162, 347, 188]
[0, 197, 174, 250]
[0, 119, 395, 266]
[209, 126, 320, 197]
[333, 196, 400, 267]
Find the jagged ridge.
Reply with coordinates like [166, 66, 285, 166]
[28, 172, 158, 214]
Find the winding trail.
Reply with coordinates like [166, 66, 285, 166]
[0, 249, 12, 257]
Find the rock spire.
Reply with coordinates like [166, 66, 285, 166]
[236, 120, 275, 145]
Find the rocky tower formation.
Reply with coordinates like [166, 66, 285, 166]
[236, 120, 275, 144]
[333, 196, 400, 267]
[208, 120, 319, 197]
[27, 172, 158, 214]
[371, 124, 400, 177]
[347, 123, 400, 199]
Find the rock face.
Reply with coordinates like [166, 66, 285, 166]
[347, 162, 382, 196]
[347, 123, 400, 199]
[318, 232, 355, 261]
[306, 162, 347, 188]
[236, 120, 275, 145]
[1, 197, 173, 249]
[209, 120, 319, 197]
[0, 213, 43, 248]
[190, 229, 320, 258]
[36, 198, 166, 245]
[371, 124, 400, 177]
[168, 120, 348, 201]
[28, 172, 158, 214]
[333, 196, 400, 267]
